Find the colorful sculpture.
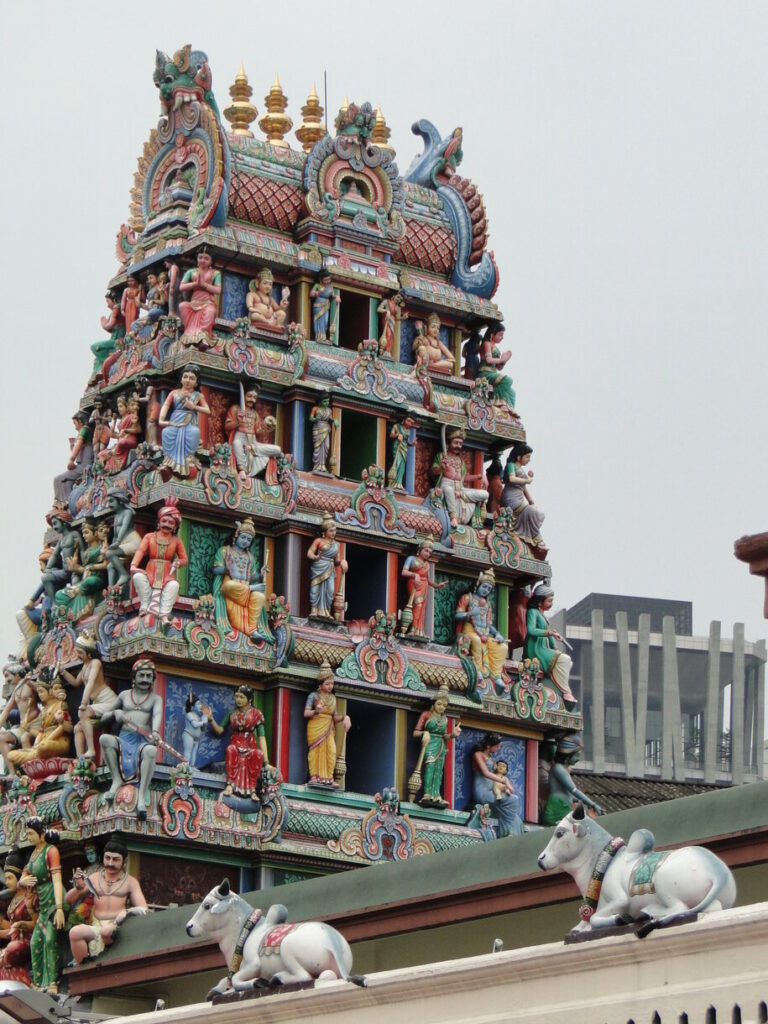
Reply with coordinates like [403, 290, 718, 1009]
[105, 488, 141, 591]
[524, 583, 575, 707]
[455, 569, 508, 695]
[53, 521, 107, 622]
[477, 323, 515, 409]
[538, 803, 735, 935]
[471, 732, 523, 837]
[53, 411, 94, 503]
[58, 632, 119, 759]
[41, 508, 83, 606]
[0, 666, 39, 769]
[377, 291, 406, 357]
[310, 270, 341, 344]
[99, 658, 163, 819]
[0, 847, 37, 985]
[412, 313, 454, 374]
[411, 687, 458, 808]
[186, 880, 355, 995]
[18, 819, 65, 993]
[120, 275, 145, 335]
[386, 416, 415, 489]
[5, 673, 72, 775]
[208, 686, 270, 799]
[304, 661, 351, 787]
[159, 366, 211, 477]
[212, 518, 270, 640]
[97, 394, 142, 473]
[179, 250, 222, 348]
[540, 735, 603, 824]
[130, 500, 188, 626]
[501, 443, 546, 550]
[246, 268, 289, 330]
[431, 427, 489, 529]
[181, 693, 216, 767]
[224, 384, 281, 484]
[92, 291, 125, 379]
[309, 393, 337, 473]
[67, 837, 148, 964]
[307, 515, 347, 618]
[400, 540, 446, 638]
[132, 270, 168, 340]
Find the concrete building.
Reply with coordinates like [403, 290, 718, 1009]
[551, 593, 766, 784]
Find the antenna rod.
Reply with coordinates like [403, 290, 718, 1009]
[324, 71, 328, 132]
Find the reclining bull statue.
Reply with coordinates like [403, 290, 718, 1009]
[538, 803, 736, 937]
[186, 879, 361, 997]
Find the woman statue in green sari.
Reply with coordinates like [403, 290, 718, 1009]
[478, 322, 515, 409]
[412, 687, 461, 808]
[19, 819, 66, 993]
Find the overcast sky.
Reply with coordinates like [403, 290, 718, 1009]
[1, 1, 766, 662]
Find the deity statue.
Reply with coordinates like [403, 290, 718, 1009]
[18, 820, 65, 993]
[524, 583, 576, 708]
[461, 329, 482, 381]
[91, 291, 125, 381]
[500, 443, 546, 551]
[208, 686, 271, 800]
[158, 365, 210, 477]
[181, 693, 217, 767]
[411, 687, 459, 808]
[400, 540, 447, 638]
[485, 457, 504, 516]
[471, 732, 524, 837]
[307, 515, 347, 619]
[129, 500, 188, 627]
[53, 411, 94, 504]
[477, 322, 515, 409]
[5, 672, 72, 775]
[310, 270, 341, 344]
[97, 394, 142, 474]
[455, 569, 509, 695]
[105, 488, 141, 592]
[135, 382, 161, 448]
[52, 520, 108, 623]
[225, 384, 282, 485]
[131, 270, 169, 341]
[377, 291, 406, 358]
[99, 658, 163, 819]
[386, 416, 416, 490]
[0, 665, 40, 769]
[309, 394, 338, 474]
[89, 399, 114, 456]
[57, 632, 119, 760]
[412, 313, 454, 374]
[67, 837, 148, 965]
[41, 508, 84, 606]
[120, 275, 145, 336]
[540, 735, 603, 825]
[178, 250, 221, 348]
[304, 661, 351, 787]
[431, 426, 489, 529]
[212, 518, 271, 641]
[0, 847, 37, 985]
[246, 268, 290, 330]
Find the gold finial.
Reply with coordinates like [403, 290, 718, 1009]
[223, 63, 258, 137]
[372, 106, 395, 156]
[339, 96, 349, 116]
[295, 82, 326, 153]
[259, 72, 293, 148]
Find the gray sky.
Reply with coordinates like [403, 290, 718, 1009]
[1, 1, 767, 661]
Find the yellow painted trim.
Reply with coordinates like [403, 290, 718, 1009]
[452, 327, 461, 375]
[331, 404, 342, 475]
[274, 404, 285, 448]
[264, 536, 275, 577]
[376, 417, 387, 465]
[394, 708, 407, 793]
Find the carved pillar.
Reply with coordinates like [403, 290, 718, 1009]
[661, 616, 684, 781]
[731, 622, 745, 784]
[591, 609, 605, 772]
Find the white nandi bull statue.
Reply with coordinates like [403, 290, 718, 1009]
[538, 803, 736, 937]
[186, 879, 359, 997]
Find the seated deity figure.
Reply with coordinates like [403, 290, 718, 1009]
[431, 427, 489, 529]
[246, 268, 289, 330]
[41, 508, 85, 608]
[99, 658, 163, 820]
[57, 632, 119, 759]
[5, 672, 73, 775]
[477, 322, 515, 409]
[53, 411, 94, 504]
[0, 664, 40, 770]
[412, 313, 454, 374]
[104, 488, 141, 592]
[129, 500, 188, 627]
[52, 520, 108, 623]
[212, 519, 271, 641]
[178, 250, 221, 348]
[224, 384, 282, 485]
[524, 582, 576, 708]
[207, 686, 272, 800]
[455, 569, 509, 695]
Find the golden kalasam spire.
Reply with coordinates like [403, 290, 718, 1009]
[259, 73, 293, 148]
[223, 64, 258, 137]
[372, 106, 395, 156]
[295, 83, 326, 153]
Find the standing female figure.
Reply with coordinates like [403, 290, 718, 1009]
[19, 820, 66, 993]
[158, 366, 210, 477]
[412, 687, 459, 808]
[178, 250, 221, 348]
[209, 686, 271, 800]
[307, 515, 347, 618]
[304, 662, 351, 787]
